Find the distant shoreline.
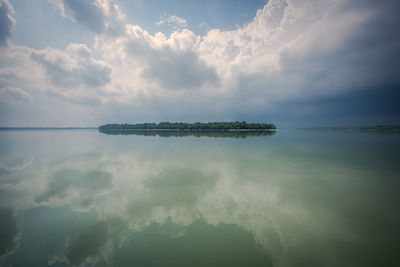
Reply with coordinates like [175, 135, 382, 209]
[0, 127, 97, 130]
[1, 125, 398, 132]
[302, 126, 400, 132]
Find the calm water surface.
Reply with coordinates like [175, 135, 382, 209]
[0, 129, 399, 267]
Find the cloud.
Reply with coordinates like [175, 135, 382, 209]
[126, 167, 218, 220]
[100, 0, 400, 117]
[57, 222, 108, 266]
[0, 42, 112, 106]
[35, 168, 113, 211]
[0, 208, 19, 262]
[0, 0, 15, 46]
[0, 157, 32, 172]
[156, 13, 188, 30]
[0, 45, 42, 91]
[1, 0, 400, 126]
[97, 26, 218, 92]
[0, 87, 32, 104]
[49, 0, 124, 34]
[198, 22, 209, 30]
[50, 219, 271, 267]
[193, 0, 400, 124]
[31, 44, 112, 96]
[124, 29, 218, 90]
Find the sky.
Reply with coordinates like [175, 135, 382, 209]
[0, 0, 399, 127]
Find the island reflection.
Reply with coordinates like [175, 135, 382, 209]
[99, 129, 276, 138]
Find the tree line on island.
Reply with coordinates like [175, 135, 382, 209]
[99, 121, 276, 132]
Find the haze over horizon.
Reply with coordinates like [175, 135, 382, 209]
[0, 0, 399, 127]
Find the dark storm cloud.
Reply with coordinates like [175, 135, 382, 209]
[234, 75, 400, 127]
[0, 0, 15, 46]
[232, 85, 400, 128]
[295, 1, 400, 125]
[230, 0, 400, 126]
[295, 86, 400, 126]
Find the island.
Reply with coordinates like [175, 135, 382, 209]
[99, 121, 276, 138]
[99, 121, 276, 131]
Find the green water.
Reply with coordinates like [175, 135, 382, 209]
[0, 129, 399, 267]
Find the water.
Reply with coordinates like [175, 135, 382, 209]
[0, 129, 399, 267]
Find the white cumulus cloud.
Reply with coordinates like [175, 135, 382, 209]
[156, 13, 188, 30]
